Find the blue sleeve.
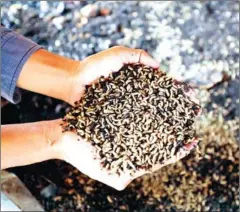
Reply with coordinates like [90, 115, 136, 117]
[1, 26, 42, 104]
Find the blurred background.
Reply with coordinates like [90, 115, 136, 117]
[1, 1, 239, 211]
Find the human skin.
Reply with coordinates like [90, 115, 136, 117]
[1, 46, 199, 190]
[17, 46, 160, 105]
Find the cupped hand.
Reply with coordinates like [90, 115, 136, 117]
[66, 46, 159, 105]
[55, 46, 200, 190]
[57, 130, 198, 191]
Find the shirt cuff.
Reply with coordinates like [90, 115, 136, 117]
[1, 28, 42, 104]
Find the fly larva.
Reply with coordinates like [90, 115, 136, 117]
[156, 139, 164, 149]
[142, 124, 151, 131]
[128, 66, 134, 71]
[151, 153, 159, 165]
[161, 133, 168, 144]
[127, 160, 137, 171]
[140, 141, 149, 149]
[146, 155, 154, 166]
[137, 66, 143, 72]
[136, 146, 142, 155]
[149, 134, 157, 145]
[167, 134, 175, 143]
[105, 118, 118, 130]
[150, 146, 158, 155]
[111, 150, 120, 159]
[163, 126, 173, 134]
[105, 146, 114, 153]
[77, 129, 85, 136]
[103, 109, 114, 114]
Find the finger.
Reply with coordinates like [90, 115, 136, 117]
[114, 46, 159, 68]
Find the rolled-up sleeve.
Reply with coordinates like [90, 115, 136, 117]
[1, 26, 42, 103]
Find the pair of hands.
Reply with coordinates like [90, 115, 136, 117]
[25, 46, 198, 190]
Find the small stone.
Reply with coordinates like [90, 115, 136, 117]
[80, 4, 97, 17]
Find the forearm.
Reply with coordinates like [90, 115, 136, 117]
[1, 119, 62, 169]
[17, 49, 80, 103]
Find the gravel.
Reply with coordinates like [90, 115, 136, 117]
[2, 1, 239, 87]
[1, 1, 239, 211]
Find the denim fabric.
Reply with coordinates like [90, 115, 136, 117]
[1, 26, 42, 103]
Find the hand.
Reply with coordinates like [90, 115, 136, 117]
[53, 46, 200, 190]
[13, 45, 200, 187]
[18, 46, 158, 106]
[66, 46, 159, 105]
[54, 125, 198, 191]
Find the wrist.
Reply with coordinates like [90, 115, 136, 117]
[18, 49, 81, 103]
[42, 119, 64, 160]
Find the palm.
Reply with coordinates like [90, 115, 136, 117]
[60, 46, 199, 190]
[59, 130, 195, 190]
[60, 132, 136, 190]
